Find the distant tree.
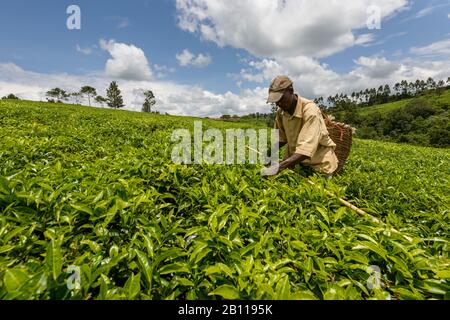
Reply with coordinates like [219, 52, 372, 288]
[2, 94, 19, 100]
[70, 92, 82, 105]
[141, 90, 156, 113]
[419, 80, 426, 93]
[394, 83, 401, 96]
[408, 82, 416, 96]
[400, 80, 409, 97]
[266, 103, 278, 128]
[314, 97, 326, 109]
[426, 77, 436, 90]
[80, 86, 97, 107]
[384, 108, 414, 135]
[95, 95, 108, 107]
[343, 108, 362, 126]
[106, 81, 124, 109]
[429, 127, 450, 147]
[46, 88, 69, 103]
[383, 84, 391, 103]
[436, 80, 446, 96]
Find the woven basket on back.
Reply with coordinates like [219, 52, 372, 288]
[322, 114, 354, 174]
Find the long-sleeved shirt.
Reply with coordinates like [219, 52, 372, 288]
[275, 95, 339, 174]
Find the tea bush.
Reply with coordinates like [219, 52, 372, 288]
[0, 100, 448, 300]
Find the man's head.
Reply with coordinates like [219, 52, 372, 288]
[267, 75, 296, 111]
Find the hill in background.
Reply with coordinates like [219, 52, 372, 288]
[332, 89, 450, 148]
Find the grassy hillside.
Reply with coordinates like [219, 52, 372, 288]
[0, 100, 449, 300]
[331, 89, 450, 148]
[357, 89, 450, 117]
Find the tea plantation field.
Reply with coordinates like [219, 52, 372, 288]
[0, 100, 449, 300]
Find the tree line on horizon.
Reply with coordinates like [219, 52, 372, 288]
[45, 81, 157, 113]
[314, 76, 450, 112]
[1, 81, 157, 113]
[215, 76, 450, 122]
[3, 75, 449, 118]
[328, 77, 450, 148]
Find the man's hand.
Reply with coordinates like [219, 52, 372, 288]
[277, 153, 310, 173]
[279, 153, 309, 170]
[261, 154, 309, 177]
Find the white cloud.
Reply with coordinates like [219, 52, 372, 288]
[354, 34, 376, 46]
[410, 39, 450, 57]
[415, 7, 434, 18]
[175, 0, 408, 58]
[232, 54, 450, 99]
[176, 49, 212, 67]
[353, 56, 399, 78]
[0, 62, 267, 117]
[176, 49, 194, 66]
[1, 52, 449, 117]
[76, 44, 93, 55]
[153, 64, 176, 78]
[100, 39, 152, 81]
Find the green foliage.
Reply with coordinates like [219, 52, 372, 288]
[80, 86, 97, 107]
[142, 90, 156, 113]
[106, 81, 124, 109]
[357, 89, 450, 117]
[2, 94, 19, 100]
[0, 99, 448, 300]
[46, 88, 69, 103]
[95, 95, 108, 107]
[346, 95, 450, 148]
[323, 77, 448, 112]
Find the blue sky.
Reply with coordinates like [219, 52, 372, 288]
[0, 0, 449, 116]
[0, 0, 247, 91]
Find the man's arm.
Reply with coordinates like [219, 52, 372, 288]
[278, 153, 309, 172]
[263, 152, 309, 176]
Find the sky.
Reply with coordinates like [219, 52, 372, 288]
[0, 0, 449, 117]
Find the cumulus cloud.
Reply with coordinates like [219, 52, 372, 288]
[2, 51, 449, 117]
[176, 49, 212, 67]
[175, 0, 408, 58]
[232, 54, 450, 99]
[153, 64, 176, 78]
[100, 39, 152, 81]
[353, 56, 400, 78]
[0, 62, 267, 117]
[410, 38, 450, 57]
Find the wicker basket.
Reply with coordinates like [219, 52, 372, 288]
[323, 114, 354, 174]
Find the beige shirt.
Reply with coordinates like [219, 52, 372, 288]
[275, 95, 339, 174]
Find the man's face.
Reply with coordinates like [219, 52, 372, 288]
[276, 88, 294, 111]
